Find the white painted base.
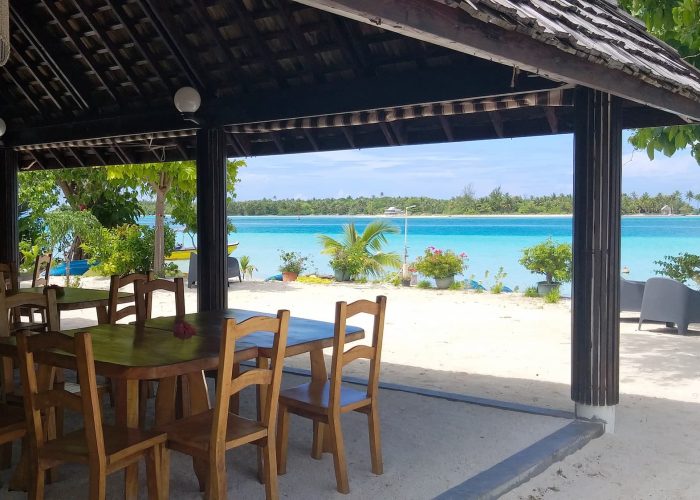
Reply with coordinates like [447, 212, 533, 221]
[575, 403, 616, 433]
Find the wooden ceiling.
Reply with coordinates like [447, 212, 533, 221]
[0, 0, 694, 170]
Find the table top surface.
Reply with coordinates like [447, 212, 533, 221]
[22, 286, 132, 308]
[0, 309, 364, 379]
[141, 309, 363, 352]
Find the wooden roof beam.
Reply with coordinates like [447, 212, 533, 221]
[379, 122, 396, 146]
[2, 65, 42, 114]
[39, 0, 119, 103]
[10, 46, 64, 111]
[545, 107, 559, 134]
[341, 126, 356, 148]
[137, 0, 205, 91]
[72, 0, 145, 97]
[303, 129, 320, 151]
[439, 115, 454, 142]
[293, 0, 700, 121]
[10, 4, 90, 111]
[105, 0, 174, 93]
[273, 0, 325, 83]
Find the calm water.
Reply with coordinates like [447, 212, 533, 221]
[142, 215, 700, 294]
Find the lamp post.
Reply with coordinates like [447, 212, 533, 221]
[402, 205, 416, 284]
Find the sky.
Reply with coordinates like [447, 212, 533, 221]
[236, 132, 700, 200]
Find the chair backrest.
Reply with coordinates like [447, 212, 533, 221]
[31, 253, 52, 287]
[107, 272, 154, 324]
[17, 331, 105, 467]
[134, 277, 185, 321]
[329, 296, 387, 409]
[0, 289, 59, 336]
[0, 262, 18, 293]
[211, 310, 289, 455]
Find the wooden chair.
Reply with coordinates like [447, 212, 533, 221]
[157, 310, 290, 500]
[134, 277, 185, 321]
[31, 253, 52, 288]
[107, 272, 154, 324]
[0, 262, 19, 293]
[16, 330, 166, 500]
[276, 295, 387, 494]
[133, 277, 185, 425]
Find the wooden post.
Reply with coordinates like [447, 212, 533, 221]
[0, 149, 19, 265]
[571, 87, 621, 432]
[196, 128, 228, 311]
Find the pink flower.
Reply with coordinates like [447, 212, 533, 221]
[174, 320, 197, 339]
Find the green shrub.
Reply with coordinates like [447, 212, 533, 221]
[489, 267, 507, 294]
[544, 288, 561, 303]
[520, 238, 572, 284]
[654, 253, 700, 287]
[448, 281, 464, 291]
[278, 251, 308, 274]
[417, 280, 432, 289]
[296, 276, 333, 284]
[84, 223, 176, 275]
[524, 286, 539, 298]
[161, 262, 182, 278]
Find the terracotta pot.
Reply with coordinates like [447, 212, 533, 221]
[434, 276, 455, 289]
[282, 272, 299, 282]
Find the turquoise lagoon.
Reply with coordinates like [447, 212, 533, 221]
[144, 215, 700, 294]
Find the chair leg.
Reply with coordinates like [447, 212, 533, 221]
[207, 455, 226, 500]
[193, 457, 208, 493]
[367, 406, 383, 475]
[329, 415, 349, 494]
[263, 439, 279, 500]
[29, 463, 46, 500]
[0, 442, 11, 470]
[276, 405, 289, 475]
[145, 445, 162, 500]
[88, 467, 107, 500]
[161, 447, 171, 500]
[311, 421, 323, 460]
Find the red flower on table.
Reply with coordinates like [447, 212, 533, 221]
[173, 320, 197, 339]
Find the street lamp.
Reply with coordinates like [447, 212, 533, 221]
[403, 205, 416, 282]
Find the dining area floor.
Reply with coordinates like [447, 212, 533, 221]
[0, 370, 570, 499]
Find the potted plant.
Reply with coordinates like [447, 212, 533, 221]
[413, 246, 468, 289]
[279, 251, 308, 282]
[329, 247, 367, 282]
[519, 238, 572, 296]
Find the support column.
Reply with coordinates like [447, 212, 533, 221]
[571, 87, 622, 433]
[0, 149, 19, 265]
[196, 127, 228, 312]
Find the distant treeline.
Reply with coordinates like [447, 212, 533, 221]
[224, 189, 698, 216]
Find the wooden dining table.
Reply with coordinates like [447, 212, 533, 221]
[22, 286, 133, 324]
[0, 308, 364, 499]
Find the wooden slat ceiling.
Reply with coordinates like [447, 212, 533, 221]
[0, 0, 694, 170]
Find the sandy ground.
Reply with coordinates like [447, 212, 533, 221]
[34, 278, 700, 498]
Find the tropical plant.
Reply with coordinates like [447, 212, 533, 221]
[278, 251, 308, 275]
[43, 209, 102, 284]
[544, 287, 561, 304]
[106, 159, 243, 273]
[239, 255, 257, 280]
[413, 246, 468, 279]
[318, 221, 401, 279]
[417, 280, 432, 289]
[489, 267, 508, 294]
[83, 224, 176, 276]
[654, 253, 700, 287]
[524, 286, 539, 298]
[519, 238, 572, 285]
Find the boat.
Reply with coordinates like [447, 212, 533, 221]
[49, 259, 92, 277]
[166, 242, 239, 261]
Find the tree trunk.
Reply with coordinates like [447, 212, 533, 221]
[154, 187, 166, 274]
[152, 173, 171, 275]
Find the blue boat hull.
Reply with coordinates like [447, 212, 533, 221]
[49, 260, 91, 276]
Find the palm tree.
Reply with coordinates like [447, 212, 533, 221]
[318, 221, 401, 279]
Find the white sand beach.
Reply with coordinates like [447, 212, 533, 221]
[52, 277, 700, 499]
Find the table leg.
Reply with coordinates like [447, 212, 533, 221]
[154, 376, 178, 426]
[309, 349, 333, 456]
[183, 371, 210, 492]
[115, 379, 140, 500]
[256, 356, 269, 483]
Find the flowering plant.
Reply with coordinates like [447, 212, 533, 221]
[413, 247, 468, 279]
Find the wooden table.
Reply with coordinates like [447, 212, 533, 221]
[23, 286, 133, 324]
[0, 310, 363, 498]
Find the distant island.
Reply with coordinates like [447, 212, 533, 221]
[223, 189, 698, 216]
